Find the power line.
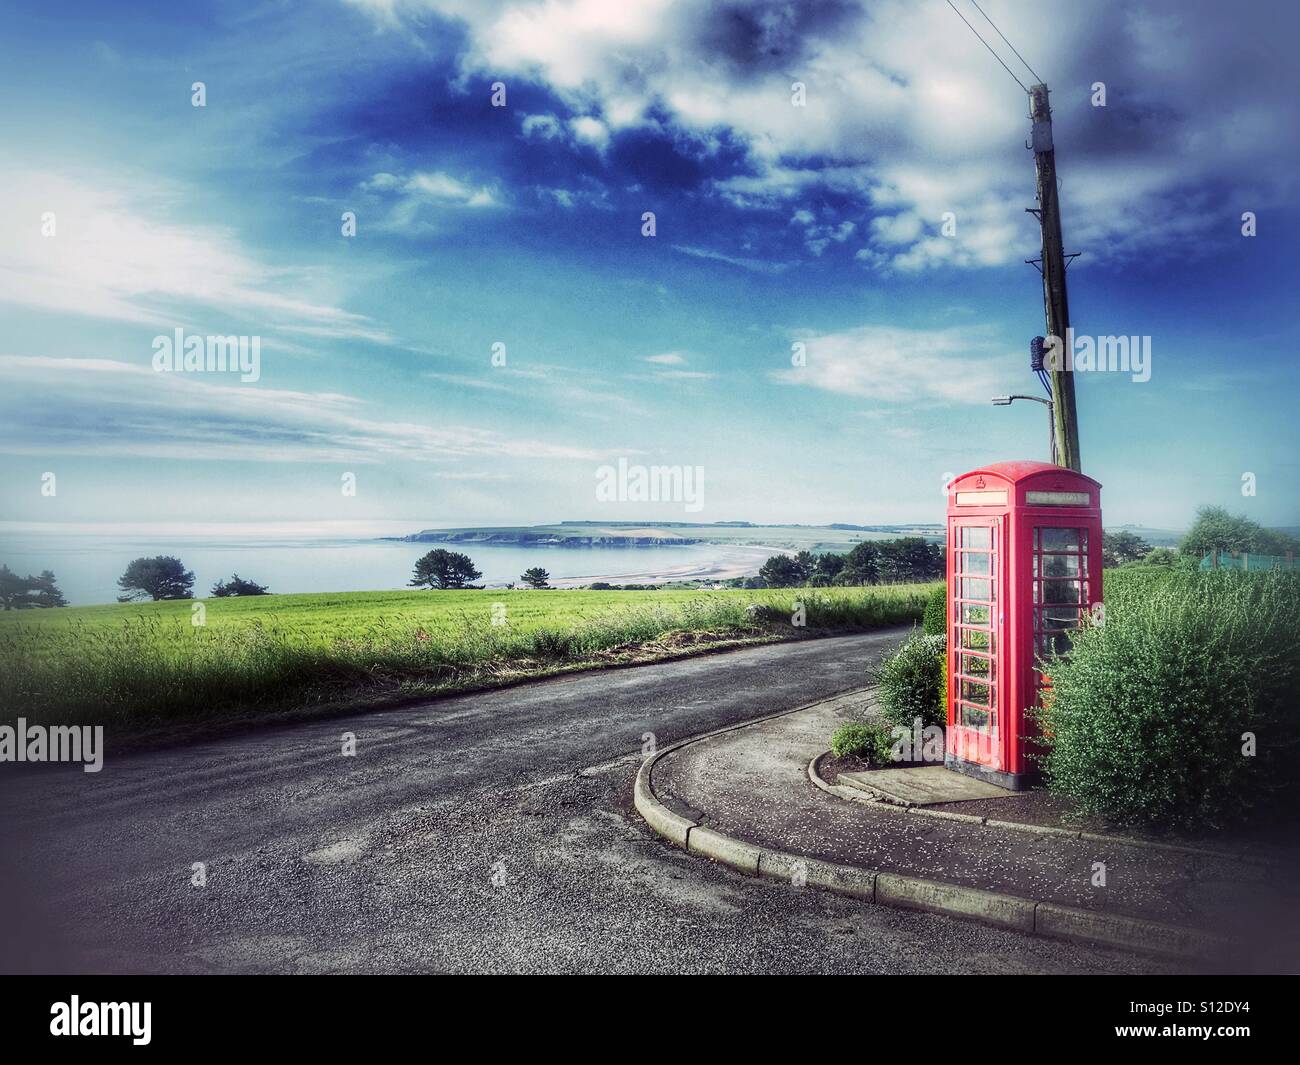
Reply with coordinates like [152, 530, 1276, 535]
[968, 0, 1044, 85]
[942, 0, 1029, 94]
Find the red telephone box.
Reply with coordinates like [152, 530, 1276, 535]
[945, 461, 1102, 790]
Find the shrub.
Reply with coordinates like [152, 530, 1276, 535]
[922, 582, 946, 635]
[744, 602, 784, 625]
[1140, 547, 1177, 567]
[211, 574, 270, 597]
[876, 631, 946, 729]
[830, 720, 894, 767]
[938, 652, 948, 721]
[1035, 571, 1300, 830]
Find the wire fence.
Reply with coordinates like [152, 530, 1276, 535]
[1200, 550, 1298, 572]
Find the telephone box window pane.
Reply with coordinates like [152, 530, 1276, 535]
[962, 551, 991, 576]
[960, 526, 991, 549]
[961, 604, 990, 626]
[1041, 527, 1084, 552]
[960, 704, 993, 730]
[1040, 579, 1084, 605]
[1037, 630, 1073, 656]
[960, 577, 991, 601]
[960, 627, 994, 653]
[1038, 553, 1081, 578]
[960, 678, 991, 705]
[1037, 606, 1082, 632]
[961, 653, 994, 681]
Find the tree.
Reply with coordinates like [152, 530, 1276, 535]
[845, 541, 881, 583]
[833, 567, 868, 586]
[520, 567, 551, 589]
[758, 554, 803, 587]
[116, 556, 194, 601]
[409, 549, 482, 589]
[1179, 505, 1299, 558]
[0, 567, 69, 609]
[210, 574, 270, 597]
[1102, 530, 1152, 568]
[811, 552, 846, 585]
[875, 538, 943, 583]
[28, 570, 68, 608]
[0, 565, 32, 610]
[792, 550, 816, 582]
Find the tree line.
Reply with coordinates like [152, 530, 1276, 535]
[109, 557, 271, 601]
[103, 551, 553, 599]
[1103, 506, 1300, 569]
[0, 557, 273, 608]
[0, 549, 551, 606]
[408, 549, 551, 590]
[749, 537, 944, 589]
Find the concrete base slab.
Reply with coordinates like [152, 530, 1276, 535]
[839, 766, 1020, 806]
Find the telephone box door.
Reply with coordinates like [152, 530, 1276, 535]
[947, 515, 1005, 775]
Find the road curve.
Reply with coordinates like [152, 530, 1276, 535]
[0, 631, 1166, 974]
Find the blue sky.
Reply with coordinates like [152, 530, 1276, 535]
[1, 0, 1297, 534]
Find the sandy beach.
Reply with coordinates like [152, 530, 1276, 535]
[546, 544, 783, 587]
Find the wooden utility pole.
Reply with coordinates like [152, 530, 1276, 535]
[1028, 83, 1082, 472]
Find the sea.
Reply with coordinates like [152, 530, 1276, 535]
[0, 524, 779, 606]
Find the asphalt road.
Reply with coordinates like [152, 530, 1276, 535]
[0, 631, 1168, 974]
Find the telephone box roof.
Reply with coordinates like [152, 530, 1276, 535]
[949, 461, 1102, 489]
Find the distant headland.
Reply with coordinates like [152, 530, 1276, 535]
[386, 521, 946, 552]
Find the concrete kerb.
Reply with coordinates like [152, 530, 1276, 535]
[634, 692, 1230, 960]
[807, 750, 1277, 865]
[633, 688, 874, 848]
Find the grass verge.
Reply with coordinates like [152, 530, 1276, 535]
[0, 584, 934, 742]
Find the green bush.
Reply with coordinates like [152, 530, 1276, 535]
[1036, 571, 1300, 830]
[830, 720, 894, 766]
[921, 582, 946, 636]
[876, 630, 946, 729]
[938, 653, 948, 720]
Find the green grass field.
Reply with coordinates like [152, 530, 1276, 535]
[0, 584, 934, 735]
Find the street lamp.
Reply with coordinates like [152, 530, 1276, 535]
[992, 394, 1058, 466]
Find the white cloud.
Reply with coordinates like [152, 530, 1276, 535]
[671, 244, 791, 274]
[802, 219, 856, 257]
[430, 361, 656, 419]
[523, 110, 610, 155]
[362, 170, 501, 232]
[521, 112, 563, 139]
[424, 370, 516, 392]
[649, 369, 715, 381]
[352, 0, 1298, 270]
[0, 170, 390, 340]
[771, 324, 1012, 406]
[0, 355, 600, 463]
[403, 171, 499, 207]
[542, 187, 576, 208]
[637, 351, 714, 381]
[569, 115, 610, 150]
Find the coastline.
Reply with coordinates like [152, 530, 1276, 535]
[544, 543, 782, 587]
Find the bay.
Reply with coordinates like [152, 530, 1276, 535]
[0, 529, 777, 606]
